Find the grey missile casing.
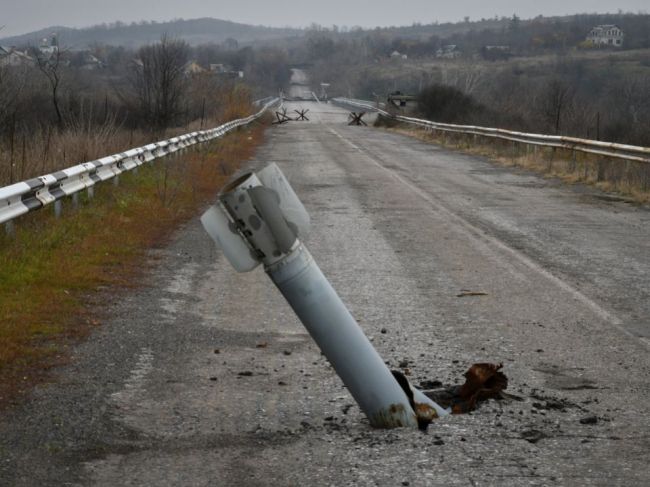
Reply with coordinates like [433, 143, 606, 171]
[201, 163, 447, 428]
[266, 244, 418, 428]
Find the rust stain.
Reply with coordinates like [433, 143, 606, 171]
[414, 402, 438, 431]
[369, 403, 415, 429]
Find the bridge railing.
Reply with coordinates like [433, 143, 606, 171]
[0, 98, 280, 227]
[332, 97, 650, 164]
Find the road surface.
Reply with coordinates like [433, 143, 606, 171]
[1, 100, 649, 486]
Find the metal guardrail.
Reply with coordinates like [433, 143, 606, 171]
[0, 98, 280, 226]
[253, 96, 277, 107]
[332, 98, 650, 164]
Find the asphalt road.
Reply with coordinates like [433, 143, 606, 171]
[1, 99, 649, 486]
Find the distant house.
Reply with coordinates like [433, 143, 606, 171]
[184, 61, 206, 75]
[39, 34, 60, 57]
[390, 50, 408, 60]
[0, 46, 34, 67]
[485, 45, 510, 52]
[209, 63, 243, 78]
[78, 52, 104, 70]
[209, 63, 229, 73]
[586, 25, 624, 47]
[436, 45, 461, 59]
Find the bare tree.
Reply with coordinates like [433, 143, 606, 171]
[128, 35, 190, 131]
[35, 48, 65, 130]
[0, 66, 20, 130]
[441, 65, 484, 95]
[539, 79, 573, 134]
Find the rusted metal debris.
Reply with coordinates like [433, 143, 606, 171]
[348, 112, 367, 126]
[456, 290, 489, 297]
[422, 363, 512, 415]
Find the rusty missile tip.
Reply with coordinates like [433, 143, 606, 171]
[414, 403, 438, 431]
[391, 370, 436, 431]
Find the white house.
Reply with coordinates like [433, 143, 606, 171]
[78, 52, 104, 70]
[184, 60, 206, 75]
[39, 34, 60, 57]
[436, 45, 461, 59]
[586, 25, 624, 47]
[0, 46, 34, 67]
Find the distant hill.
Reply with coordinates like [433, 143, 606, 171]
[0, 18, 304, 48]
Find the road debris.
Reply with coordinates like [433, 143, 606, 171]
[521, 429, 547, 444]
[579, 415, 599, 425]
[456, 290, 489, 297]
[422, 363, 510, 414]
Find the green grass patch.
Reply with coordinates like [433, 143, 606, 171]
[0, 123, 266, 404]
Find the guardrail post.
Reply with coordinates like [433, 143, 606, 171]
[200, 164, 448, 430]
[72, 192, 79, 209]
[54, 200, 62, 219]
[113, 175, 120, 187]
[4, 221, 15, 237]
[570, 149, 577, 173]
[87, 186, 95, 200]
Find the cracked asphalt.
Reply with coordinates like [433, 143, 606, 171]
[1, 98, 649, 486]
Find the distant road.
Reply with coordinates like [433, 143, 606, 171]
[1, 100, 649, 486]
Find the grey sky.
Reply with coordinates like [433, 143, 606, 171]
[1, 0, 647, 37]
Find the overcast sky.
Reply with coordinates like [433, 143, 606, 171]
[1, 0, 647, 37]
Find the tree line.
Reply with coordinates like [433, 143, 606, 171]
[0, 36, 291, 185]
[302, 14, 650, 147]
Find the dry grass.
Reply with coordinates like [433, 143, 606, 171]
[390, 125, 650, 204]
[0, 118, 268, 407]
[0, 103, 256, 187]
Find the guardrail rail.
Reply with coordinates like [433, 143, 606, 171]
[0, 98, 279, 228]
[332, 97, 650, 164]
